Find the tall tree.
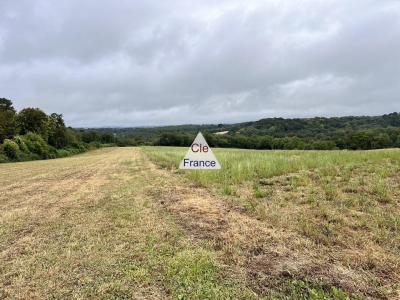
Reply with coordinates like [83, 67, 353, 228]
[0, 98, 15, 112]
[0, 98, 16, 143]
[48, 113, 68, 148]
[16, 108, 49, 136]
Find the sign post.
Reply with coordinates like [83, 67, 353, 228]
[179, 132, 221, 170]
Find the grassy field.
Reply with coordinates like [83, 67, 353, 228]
[0, 148, 257, 299]
[1, 147, 399, 299]
[143, 146, 400, 298]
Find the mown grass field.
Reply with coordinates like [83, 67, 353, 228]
[0, 148, 257, 299]
[1, 147, 399, 299]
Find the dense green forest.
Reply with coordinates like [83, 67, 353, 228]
[95, 112, 400, 150]
[0, 98, 116, 163]
[1, 97, 400, 163]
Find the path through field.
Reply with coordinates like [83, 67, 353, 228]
[1, 148, 399, 299]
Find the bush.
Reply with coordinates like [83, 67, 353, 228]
[23, 132, 55, 159]
[18, 151, 41, 161]
[3, 139, 19, 159]
[77, 143, 87, 152]
[56, 149, 71, 158]
[65, 128, 80, 147]
[14, 135, 28, 152]
[0, 153, 9, 163]
[87, 141, 101, 149]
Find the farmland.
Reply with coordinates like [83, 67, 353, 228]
[1, 147, 400, 299]
[143, 147, 400, 298]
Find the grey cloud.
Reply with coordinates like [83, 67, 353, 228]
[0, 0, 399, 127]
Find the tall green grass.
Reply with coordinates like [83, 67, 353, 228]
[142, 147, 400, 187]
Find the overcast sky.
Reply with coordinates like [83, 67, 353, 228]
[0, 0, 399, 127]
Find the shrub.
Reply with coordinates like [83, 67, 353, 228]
[76, 142, 86, 150]
[65, 128, 80, 147]
[87, 141, 101, 149]
[3, 139, 20, 159]
[23, 132, 55, 158]
[0, 153, 9, 163]
[14, 135, 28, 152]
[18, 151, 41, 161]
[56, 149, 71, 158]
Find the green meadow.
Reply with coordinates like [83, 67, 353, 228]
[142, 146, 400, 298]
[142, 146, 400, 186]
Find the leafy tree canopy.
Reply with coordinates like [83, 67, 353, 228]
[16, 108, 49, 136]
[0, 98, 15, 112]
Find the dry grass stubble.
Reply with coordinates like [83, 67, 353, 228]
[0, 148, 254, 299]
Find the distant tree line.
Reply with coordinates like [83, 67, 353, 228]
[107, 113, 400, 150]
[0, 98, 120, 163]
[2, 96, 399, 163]
[152, 130, 400, 150]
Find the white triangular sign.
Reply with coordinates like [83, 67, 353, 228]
[179, 132, 221, 169]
